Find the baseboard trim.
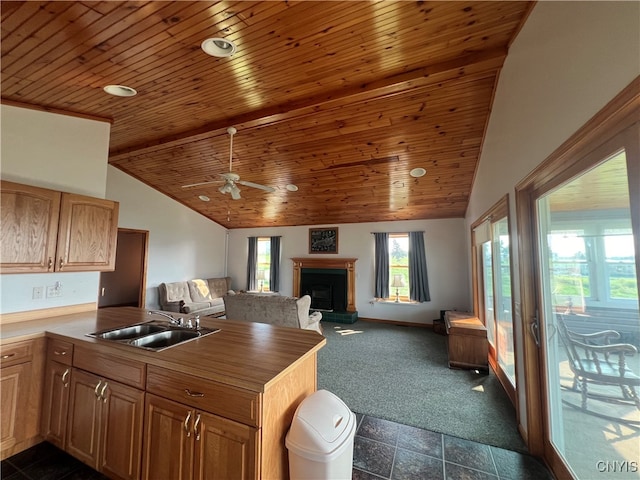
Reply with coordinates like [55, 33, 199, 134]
[358, 317, 432, 328]
[0, 302, 97, 324]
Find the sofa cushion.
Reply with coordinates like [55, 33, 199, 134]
[188, 279, 212, 302]
[164, 281, 191, 303]
[208, 277, 231, 298]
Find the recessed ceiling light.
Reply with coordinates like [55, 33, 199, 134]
[410, 167, 427, 178]
[286, 184, 299, 192]
[201, 37, 237, 57]
[198, 195, 210, 202]
[103, 85, 137, 97]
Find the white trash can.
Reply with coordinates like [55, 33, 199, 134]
[286, 390, 356, 480]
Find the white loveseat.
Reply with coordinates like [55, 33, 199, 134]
[223, 293, 323, 334]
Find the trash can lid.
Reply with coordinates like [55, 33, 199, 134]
[286, 390, 356, 460]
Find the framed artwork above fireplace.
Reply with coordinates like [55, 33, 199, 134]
[309, 227, 339, 254]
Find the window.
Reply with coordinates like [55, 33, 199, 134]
[389, 233, 409, 300]
[256, 237, 271, 292]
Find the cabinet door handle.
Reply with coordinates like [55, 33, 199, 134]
[184, 411, 192, 437]
[58, 257, 64, 269]
[94, 380, 103, 399]
[100, 382, 108, 402]
[61, 368, 70, 388]
[1, 353, 15, 359]
[184, 389, 204, 398]
[194, 413, 201, 441]
[48, 257, 53, 271]
[53, 350, 67, 356]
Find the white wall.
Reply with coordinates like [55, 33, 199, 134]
[106, 166, 228, 309]
[465, 1, 640, 437]
[227, 218, 470, 324]
[0, 106, 111, 314]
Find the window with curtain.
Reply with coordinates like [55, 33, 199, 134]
[247, 236, 281, 292]
[374, 231, 430, 302]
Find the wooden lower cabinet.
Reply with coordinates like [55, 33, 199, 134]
[41, 361, 71, 449]
[143, 394, 258, 480]
[67, 368, 144, 480]
[0, 338, 45, 460]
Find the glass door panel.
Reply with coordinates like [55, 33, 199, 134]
[536, 150, 640, 479]
[494, 218, 516, 386]
[482, 241, 496, 348]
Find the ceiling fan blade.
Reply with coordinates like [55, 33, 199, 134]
[237, 180, 276, 192]
[181, 180, 221, 188]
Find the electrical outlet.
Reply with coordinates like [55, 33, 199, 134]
[32, 286, 44, 299]
[46, 282, 63, 298]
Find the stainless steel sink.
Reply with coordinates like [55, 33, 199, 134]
[87, 321, 220, 351]
[92, 323, 168, 340]
[128, 329, 201, 349]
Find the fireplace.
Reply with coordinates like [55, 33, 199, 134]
[292, 258, 357, 312]
[300, 269, 347, 311]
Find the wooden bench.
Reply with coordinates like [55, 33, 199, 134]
[445, 311, 488, 371]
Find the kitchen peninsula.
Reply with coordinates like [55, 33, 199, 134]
[0, 307, 326, 479]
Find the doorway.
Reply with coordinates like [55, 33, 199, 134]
[98, 228, 148, 308]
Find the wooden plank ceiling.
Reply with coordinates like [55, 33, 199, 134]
[1, 1, 534, 229]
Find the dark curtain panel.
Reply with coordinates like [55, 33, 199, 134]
[374, 232, 389, 299]
[409, 231, 430, 302]
[246, 237, 257, 291]
[269, 236, 281, 292]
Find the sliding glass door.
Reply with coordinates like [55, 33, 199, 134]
[535, 149, 639, 479]
[516, 82, 639, 478]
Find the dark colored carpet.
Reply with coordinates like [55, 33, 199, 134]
[317, 320, 528, 453]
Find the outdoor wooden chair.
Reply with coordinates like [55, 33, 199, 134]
[556, 314, 640, 410]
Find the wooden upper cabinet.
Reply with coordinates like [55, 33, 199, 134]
[0, 180, 119, 273]
[57, 193, 119, 272]
[1, 181, 61, 273]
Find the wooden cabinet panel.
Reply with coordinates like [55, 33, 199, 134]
[100, 379, 145, 480]
[67, 367, 144, 480]
[0, 362, 30, 452]
[74, 345, 145, 389]
[0, 180, 60, 273]
[193, 410, 258, 480]
[41, 361, 71, 449]
[146, 365, 259, 427]
[143, 394, 194, 480]
[57, 193, 119, 272]
[46, 338, 73, 366]
[66, 369, 102, 468]
[143, 394, 257, 480]
[0, 181, 119, 274]
[0, 338, 45, 460]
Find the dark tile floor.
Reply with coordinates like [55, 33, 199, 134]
[1, 415, 553, 480]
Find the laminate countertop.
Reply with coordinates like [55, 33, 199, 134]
[0, 307, 326, 392]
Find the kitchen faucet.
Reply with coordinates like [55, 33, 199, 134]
[147, 310, 182, 325]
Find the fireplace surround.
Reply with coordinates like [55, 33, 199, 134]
[292, 258, 357, 312]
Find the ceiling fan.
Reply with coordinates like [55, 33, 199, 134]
[181, 127, 275, 200]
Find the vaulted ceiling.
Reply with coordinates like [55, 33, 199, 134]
[1, 1, 534, 228]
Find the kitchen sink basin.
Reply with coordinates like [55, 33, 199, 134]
[87, 321, 220, 351]
[92, 323, 168, 340]
[128, 329, 200, 349]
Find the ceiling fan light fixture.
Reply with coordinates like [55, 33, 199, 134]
[201, 37, 237, 57]
[410, 167, 427, 178]
[103, 84, 137, 97]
